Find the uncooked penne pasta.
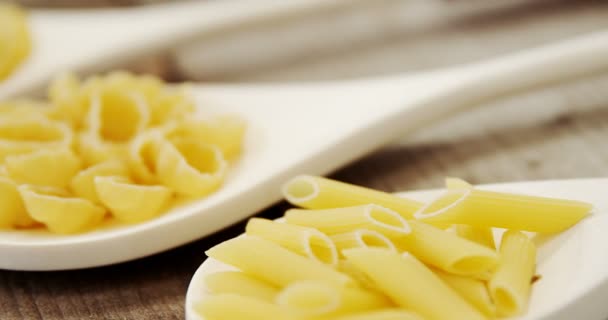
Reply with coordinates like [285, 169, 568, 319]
[489, 231, 536, 317]
[204, 271, 279, 302]
[337, 260, 376, 290]
[414, 187, 592, 233]
[343, 248, 486, 320]
[284, 204, 410, 238]
[433, 268, 496, 317]
[276, 280, 391, 317]
[246, 218, 338, 266]
[331, 229, 397, 254]
[206, 236, 354, 288]
[282, 175, 423, 218]
[454, 225, 496, 250]
[396, 221, 498, 277]
[326, 309, 423, 320]
[195, 293, 295, 320]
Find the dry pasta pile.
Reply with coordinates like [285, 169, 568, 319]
[0, 3, 30, 81]
[199, 175, 592, 320]
[0, 71, 245, 233]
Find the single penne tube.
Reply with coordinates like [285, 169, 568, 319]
[284, 204, 410, 238]
[205, 236, 354, 288]
[489, 231, 536, 317]
[337, 260, 376, 290]
[433, 268, 496, 317]
[454, 225, 496, 250]
[282, 175, 423, 218]
[276, 280, 391, 317]
[324, 309, 423, 320]
[414, 187, 592, 233]
[331, 229, 397, 254]
[195, 293, 295, 320]
[204, 271, 279, 302]
[396, 221, 498, 277]
[343, 248, 486, 320]
[246, 218, 338, 266]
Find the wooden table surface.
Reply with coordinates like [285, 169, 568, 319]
[3, 0, 608, 319]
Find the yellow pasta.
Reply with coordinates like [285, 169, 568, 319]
[246, 218, 338, 266]
[276, 280, 391, 317]
[204, 271, 279, 302]
[282, 175, 423, 218]
[18, 185, 105, 233]
[70, 160, 129, 204]
[169, 114, 246, 160]
[489, 231, 536, 317]
[77, 133, 127, 166]
[0, 117, 73, 161]
[454, 225, 496, 250]
[445, 177, 472, 189]
[84, 88, 150, 143]
[156, 137, 227, 197]
[195, 293, 295, 320]
[433, 268, 496, 317]
[0, 99, 53, 119]
[0, 3, 30, 81]
[395, 221, 498, 277]
[337, 260, 376, 291]
[127, 129, 164, 184]
[206, 236, 354, 288]
[343, 248, 486, 320]
[95, 176, 172, 223]
[5, 148, 81, 188]
[0, 176, 34, 228]
[284, 205, 410, 238]
[414, 187, 592, 233]
[326, 309, 423, 320]
[48, 72, 88, 128]
[331, 229, 397, 254]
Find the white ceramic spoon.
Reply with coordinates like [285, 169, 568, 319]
[1, 30, 608, 271]
[185, 178, 608, 320]
[0, 0, 351, 100]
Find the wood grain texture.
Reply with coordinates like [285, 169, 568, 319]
[2, 1, 608, 319]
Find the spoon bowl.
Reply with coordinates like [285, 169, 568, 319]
[185, 178, 608, 320]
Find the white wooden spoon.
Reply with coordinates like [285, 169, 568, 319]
[0, 0, 351, 100]
[185, 178, 608, 320]
[1, 30, 607, 271]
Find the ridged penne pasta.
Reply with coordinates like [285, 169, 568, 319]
[70, 160, 129, 204]
[276, 280, 391, 317]
[18, 185, 105, 234]
[395, 221, 498, 277]
[156, 137, 227, 197]
[0, 176, 33, 228]
[95, 176, 172, 223]
[284, 204, 410, 238]
[5, 148, 81, 188]
[489, 231, 536, 317]
[343, 248, 486, 320]
[454, 225, 496, 250]
[205, 236, 354, 288]
[204, 271, 279, 302]
[433, 268, 496, 317]
[331, 229, 397, 254]
[414, 187, 592, 233]
[282, 175, 423, 218]
[327, 309, 423, 320]
[195, 293, 295, 320]
[246, 218, 338, 266]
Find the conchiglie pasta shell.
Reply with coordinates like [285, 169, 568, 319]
[95, 176, 172, 223]
[77, 133, 127, 166]
[5, 148, 81, 188]
[127, 130, 164, 184]
[0, 3, 30, 81]
[148, 86, 195, 126]
[0, 117, 73, 160]
[0, 176, 34, 228]
[84, 89, 149, 143]
[0, 99, 53, 120]
[156, 138, 227, 197]
[18, 185, 105, 234]
[70, 160, 129, 203]
[47, 72, 89, 128]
